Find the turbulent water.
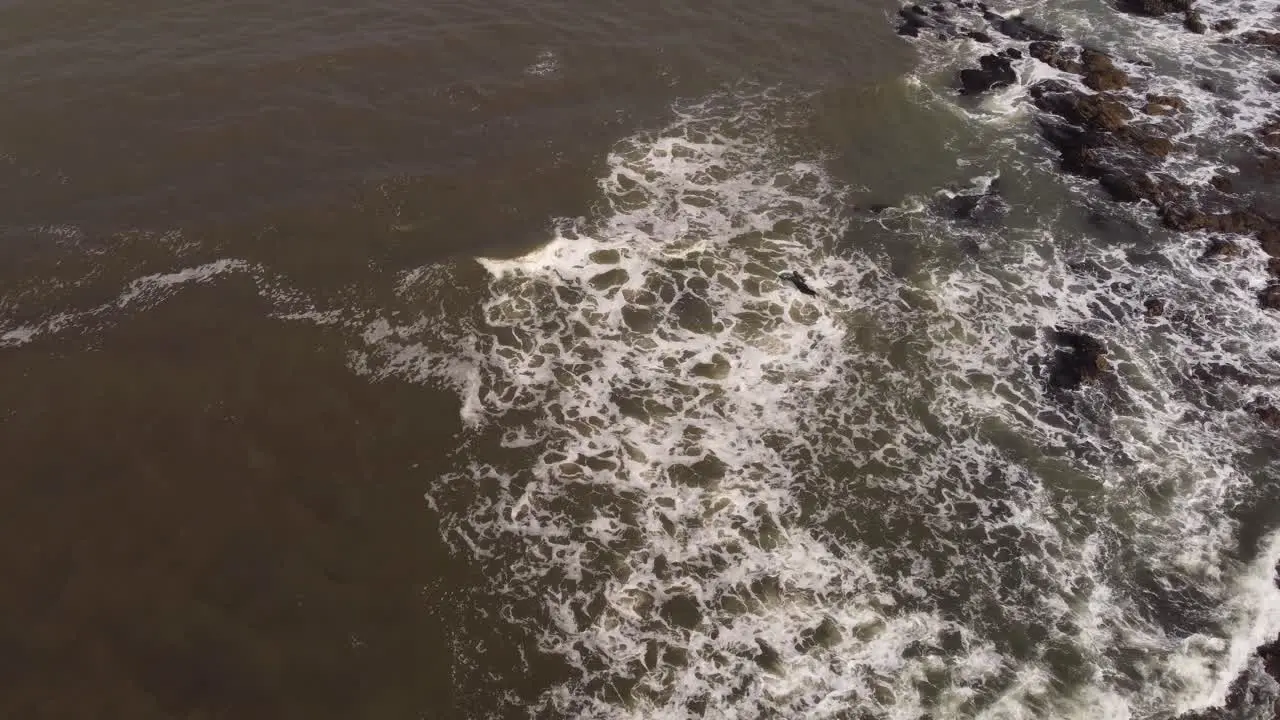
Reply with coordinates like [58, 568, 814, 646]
[2, 0, 1279, 718]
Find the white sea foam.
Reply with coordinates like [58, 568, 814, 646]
[0, 258, 252, 347]
[343, 69, 1280, 717]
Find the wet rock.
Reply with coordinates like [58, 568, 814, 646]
[1029, 41, 1084, 73]
[1209, 173, 1233, 192]
[1259, 283, 1280, 310]
[1254, 152, 1280, 178]
[992, 15, 1062, 41]
[1269, 72, 1280, 88]
[941, 179, 1008, 224]
[1029, 78, 1073, 98]
[1269, 257, 1280, 278]
[1036, 89, 1133, 132]
[1161, 206, 1267, 234]
[1235, 30, 1280, 56]
[1099, 169, 1186, 205]
[1144, 297, 1165, 317]
[1259, 228, 1280, 257]
[1249, 398, 1280, 427]
[1046, 328, 1109, 390]
[965, 30, 994, 43]
[1183, 9, 1207, 34]
[1118, 0, 1191, 17]
[896, 5, 935, 36]
[1002, 47, 1023, 60]
[959, 54, 1017, 95]
[1126, 129, 1174, 157]
[1080, 49, 1129, 91]
[1037, 120, 1113, 177]
[1211, 18, 1238, 33]
[779, 271, 818, 296]
[1200, 237, 1241, 260]
[1261, 118, 1280, 148]
[1144, 94, 1185, 116]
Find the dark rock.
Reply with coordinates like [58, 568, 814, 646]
[941, 180, 1008, 224]
[993, 15, 1062, 42]
[1211, 18, 1238, 33]
[1029, 78, 1074, 98]
[1269, 257, 1280, 277]
[779, 271, 818, 296]
[1210, 173, 1233, 192]
[1037, 120, 1112, 177]
[1080, 49, 1129, 91]
[1161, 207, 1267, 234]
[1118, 0, 1191, 17]
[1200, 237, 1241, 261]
[1143, 94, 1185, 116]
[896, 5, 934, 36]
[1099, 169, 1186, 205]
[966, 30, 994, 43]
[1269, 72, 1280, 87]
[1144, 297, 1165, 317]
[1184, 10, 1207, 34]
[1259, 228, 1280, 258]
[1261, 118, 1280, 148]
[1002, 47, 1023, 59]
[1029, 41, 1084, 73]
[1046, 328, 1109, 390]
[1238, 31, 1280, 49]
[1255, 152, 1280, 178]
[1258, 283, 1280, 310]
[959, 54, 1017, 95]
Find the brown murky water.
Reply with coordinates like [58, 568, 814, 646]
[0, 1, 907, 717]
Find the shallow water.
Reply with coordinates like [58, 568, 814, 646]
[1, 0, 1279, 718]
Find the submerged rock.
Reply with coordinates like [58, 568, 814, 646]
[992, 15, 1061, 41]
[895, 5, 935, 37]
[1237, 30, 1280, 53]
[1161, 207, 1268, 234]
[1211, 18, 1238, 33]
[1046, 328, 1109, 390]
[1259, 228, 1280, 258]
[940, 177, 1008, 223]
[779, 271, 818, 297]
[1260, 283, 1280, 310]
[1261, 118, 1280, 148]
[1144, 297, 1165, 317]
[1249, 398, 1280, 428]
[1118, 0, 1191, 17]
[1200, 237, 1241, 261]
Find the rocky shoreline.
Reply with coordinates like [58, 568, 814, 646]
[895, 1, 1280, 716]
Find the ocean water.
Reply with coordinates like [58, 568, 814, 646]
[1, 0, 1278, 718]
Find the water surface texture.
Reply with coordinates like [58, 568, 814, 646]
[2, 0, 1279, 718]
